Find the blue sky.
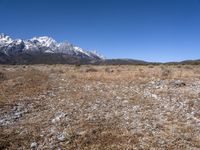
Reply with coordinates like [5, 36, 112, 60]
[0, 0, 200, 62]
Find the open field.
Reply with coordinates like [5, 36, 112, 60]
[0, 64, 200, 149]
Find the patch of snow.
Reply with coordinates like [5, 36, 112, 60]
[44, 50, 54, 53]
[31, 36, 57, 47]
[0, 33, 13, 44]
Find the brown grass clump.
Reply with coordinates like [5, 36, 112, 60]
[0, 68, 51, 104]
[148, 65, 154, 68]
[62, 119, 140, 150]
[85, 67, 98, 72]
[0, 122, 43, 149]
[0, 71, 7, 81]
[129, 93, 153, 107]
[105, 67, 114, 73]
[160, 66, 172, 79]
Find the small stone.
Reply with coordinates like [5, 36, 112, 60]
[52, 112, 66, 124]
[151, 94, 158, 99]
[57, 133, 65, 141]
[172, 80, 186, 87]
[30, 142, 38, 150]
[123, 100, 129, 103]
[78, 131, 86, 136]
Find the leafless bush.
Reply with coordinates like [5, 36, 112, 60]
[105, 67, 114, 73]
[75, 64, 81, 67]
[184, 65, 193, 70]
[160, 66, 172, 79]
[148, 65, 154, 68]
[50, 68, 65, 74]
[176, 65, 182, 68]
[135, 68, 146, 78]
[0, 71, 6, 81]
[85, 67, 98, 72]
[58, 69, 65, 74]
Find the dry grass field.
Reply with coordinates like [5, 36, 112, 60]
[0, 64, 200, 149]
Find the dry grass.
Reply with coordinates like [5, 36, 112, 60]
[0, 64, 200, 149]
[0, 71, 7, 81]
[0, 67, 51, 105]
[85, 67, 98, 72]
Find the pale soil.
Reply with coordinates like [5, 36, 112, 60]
[0, 65, 200, 149]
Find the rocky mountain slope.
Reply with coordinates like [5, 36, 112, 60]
[0, 34, 103, 64]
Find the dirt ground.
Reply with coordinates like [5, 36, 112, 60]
[0, 64, 200, 150]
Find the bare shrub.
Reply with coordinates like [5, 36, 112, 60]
[160, 66, 172, 79]
[184, 65, 193, 70]
[105, 67, 114, 73]
[0, 71, 6, 81]
[148, 65, 154, 68]
[176, 65, 182, 68]
[75, 64, 81, 67]
[58, 69, 65, 74]
[50, 68, 64, 74]
[22, 65, 27, 69]
[135, 68, 146, 78]
[85, 67, 98, 72]
[50, 68, 57, 73]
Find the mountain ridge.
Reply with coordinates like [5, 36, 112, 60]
[1, 34, 200, 65]
[0, 33, 103, 64]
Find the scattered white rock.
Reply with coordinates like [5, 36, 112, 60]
[171, 80, 186, 87]
[57, 133, 66, 141]
[151, 94, 158, 99]
[52, 112, 66, 124]
[30, 142, 38, 150]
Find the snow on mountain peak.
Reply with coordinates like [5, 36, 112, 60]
[0, 33, 13, 44]
[31, 36, 57, 47]
[0, 34, 103, 60]
[90, 50, 105, 59]
[74, 46, 88, 54]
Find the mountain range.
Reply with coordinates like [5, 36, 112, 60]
[1, 33, 200, 65]
[0, 34, 103, 64]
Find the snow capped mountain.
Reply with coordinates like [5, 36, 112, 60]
[0, 34, 13, 45]
[0, 34, 103, 63]
[30, 36, 58, 49]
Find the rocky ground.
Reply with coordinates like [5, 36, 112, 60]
[0, 65, 200, 150]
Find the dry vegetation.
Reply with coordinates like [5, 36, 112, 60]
[0, 64, 200, 149]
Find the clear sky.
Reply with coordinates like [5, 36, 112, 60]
[0, 0, 200, 62]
